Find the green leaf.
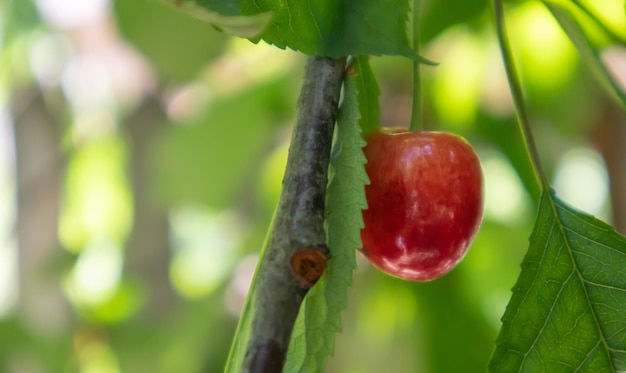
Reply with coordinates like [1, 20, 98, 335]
[284, 57, 371, 372]
[490, 190, 626, 372]
[158, 0, 429, 59]
[545, 1, 626, 109]
[240, 0, 417, 59]
[352, 57, 381, 136]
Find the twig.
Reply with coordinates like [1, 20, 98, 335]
[243, 56, 346, 372]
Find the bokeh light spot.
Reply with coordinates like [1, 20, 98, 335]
[554, 148, 609, 218]
[509, 2, 578, 93]
[482, 153, 530, 225]
[68, 237, 122, 306]
[170, 207, 242, 299]
[430, 29, 484, 128]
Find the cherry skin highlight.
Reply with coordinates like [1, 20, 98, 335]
[360, 128, 484, 281]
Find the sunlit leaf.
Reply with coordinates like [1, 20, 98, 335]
[490, 190, 626, 372]
[571, 0, 626, 44]
[284, 57, 371, 372]
[545, 1, 626, 109]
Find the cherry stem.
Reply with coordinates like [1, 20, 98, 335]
[492, 0, 548, 190]
[234, 56, 345, 373]
[409, 0, 423, 133]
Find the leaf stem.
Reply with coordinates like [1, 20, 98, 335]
[492, 0, 548, 191]
[242, 56, 345, 373]
[409, 0, 423, 132]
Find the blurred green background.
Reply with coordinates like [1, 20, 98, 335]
[0, 0, 624, 372]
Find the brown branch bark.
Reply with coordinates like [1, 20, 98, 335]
[240, 56, 346, 373]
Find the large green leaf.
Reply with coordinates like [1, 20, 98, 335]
[284, 57, 371, 372]
[240, 0, 415, 59]
[490, 190, 626, 372]
[161, 0, 417, 59]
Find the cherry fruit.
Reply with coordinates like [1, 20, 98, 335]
[360, 128, 483, 281]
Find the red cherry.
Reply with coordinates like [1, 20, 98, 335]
[360, 128, 483, 281]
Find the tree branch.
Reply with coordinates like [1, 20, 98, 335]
[242, 56, 345, 372]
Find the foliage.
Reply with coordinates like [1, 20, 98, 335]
[161, 0, 417, 59]
[1, 0, 626, 372]
[491, 191, 626, 371]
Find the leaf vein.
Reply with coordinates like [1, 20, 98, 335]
[552, 194, 617, 371]
[582, 279, 626, 293]
[519, 271, 576, 372]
